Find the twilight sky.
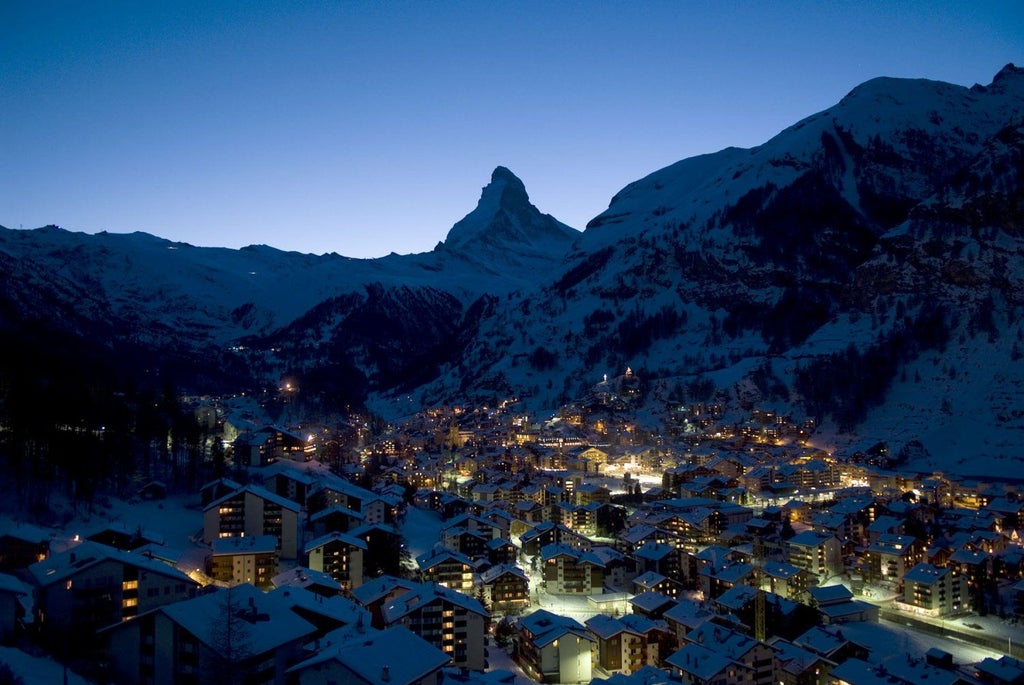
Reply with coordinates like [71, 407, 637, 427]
[3, 2, 1023, 258]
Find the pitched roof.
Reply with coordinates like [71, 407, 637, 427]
[349, 575, 417, 606]
[666, 643, 739, 680]
[304, 531, 369, 554]
[204, 484, 301, 513]
[478, 564, 528, 585]
[288, 625, 450, 684]
[211, 534, 277, 555]
[381, 582, 487, 624]
[629, 591, 677, 613]
[518, 609, 593, 648]
[903, 562, 948, 585]
[28, 540, 195, 588]
[160, 584, 317, 657]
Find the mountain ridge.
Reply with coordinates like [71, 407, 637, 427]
[3, 66, 1024, 476]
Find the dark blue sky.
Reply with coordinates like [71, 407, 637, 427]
[3, 1, 1022, 257]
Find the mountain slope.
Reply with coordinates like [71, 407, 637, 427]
[3, 66, 1024, 475]
[0, 168, 578, 397]
[397, 65, 1024, 473]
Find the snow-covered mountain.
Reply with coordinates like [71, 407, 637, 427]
[3, 65, 1024, 475]
[0, 168, 579, 398]
[404, 64, 1024, 474]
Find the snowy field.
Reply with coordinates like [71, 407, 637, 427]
[0, 646, 93, 685]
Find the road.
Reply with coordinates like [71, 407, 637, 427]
[879, 608, 1021, 659]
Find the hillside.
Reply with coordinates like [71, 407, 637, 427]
[3, 65, 1024, 475]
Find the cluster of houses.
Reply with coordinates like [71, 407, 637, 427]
[2, 400, 1024, 685]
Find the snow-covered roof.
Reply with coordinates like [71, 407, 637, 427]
[28, 540, 194, 588]
[204, 484, 301, 513]
[211, 534, 277, 555]
[807, 584, 854, 605]
[381, 582, 487, 624]
[518, 609, 593, 648]
[629, 590, 677, 613]
[478, 564, 527, 585]
[288, 625, 450, 683]
[787, 530, 835, 548]
[160, 584, 317, 656]
[304, 531, 368, 554]
[270, 567, 341, 592]
[349, 575, 417, 606]
[267, 585, 368, 629]
[903, 562, 948, 585]
[666, 643, 741, 680]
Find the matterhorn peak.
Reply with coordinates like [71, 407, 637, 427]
[441, 167, 578, 255]
[477, 166, 530, 215]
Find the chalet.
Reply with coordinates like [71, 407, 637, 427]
[662, 597, 719, 644]
[233, 426, 310, 467]
[976, 655, 1024, 685]
[304, 531, 367, 592]
[487, 537, 520, 567]
[804, 583, 877, 624]
[285, 625, 450, 685]
[262, 462, 319, 508]
[380, 581, 489, 670]
[635, 541, 681, 579]
[541, 543, 606, 595]
[521, 522, 590, 557]
[574, 482, 612, 506]
[699, 561, 753, 600]
[515, 609, 595, 684]
[677, 622, 775, 685]
[349, 522, 404, 578]
[899, 563, 968, 616]
[85, 521, 165, 552]
[713, 585, 816, 640]
[308, 504, 365, 537]
[767, 637, 836, 685]
[633, 571, 683, 600]
[104, 583, 316, 685]
[416, 547, 478, 592]
[793, 624, 869, 664]
[350, 575, 418, 629]
[271, 567, 342, 598]
[310, 474, 378, 518]
[203, 484, 302, 559]
[585, 613, 669, 676]
[831, 657, 973, 685]
[442, 528, 491, 560]
[864, 534, 924, 585]
[629, 590, 678, 619]
[478, 564, 530, 612]
[666, 642, 754, 685]
[758, 561, 812, 601]
[786, 531, 842, 582]
[0, 523, 51, 571]
[443, 513, 507, 541]
[207, 534, 278, 589]
[266, 584, 370, 641]
[199, 477, 243, 507]
[28, 541, 199, 654]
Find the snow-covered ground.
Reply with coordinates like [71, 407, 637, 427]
[841, 618, 1004, 666]
[401, 504, 446, 562]
[0, 646, 93, 684]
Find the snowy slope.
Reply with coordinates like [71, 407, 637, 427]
[0, 167, 579, 347]
[398, 64, 1024, 475]
[4, 66, 1024, 477]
